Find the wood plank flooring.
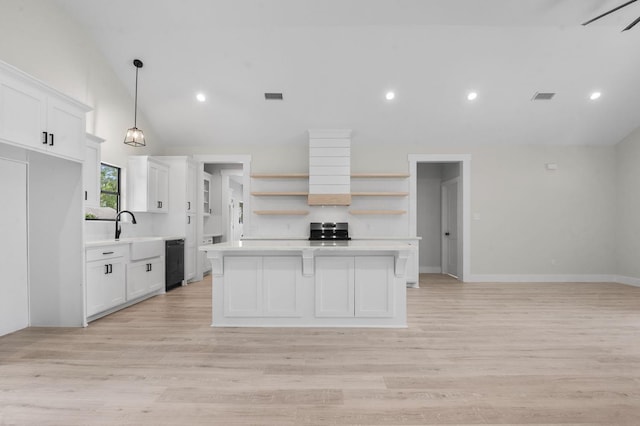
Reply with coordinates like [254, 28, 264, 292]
[1, 274, 640, 425]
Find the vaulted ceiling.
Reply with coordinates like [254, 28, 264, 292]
[55, 0, 640, 147]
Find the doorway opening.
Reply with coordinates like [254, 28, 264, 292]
[409, 155, 470, 283]
[193, 155, 251, 282]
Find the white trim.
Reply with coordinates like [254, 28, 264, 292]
[419, 266, 442, 273]
[614, 275, 640, 287]
[409, 154, 471, 282]
[466, 274, 616, 283]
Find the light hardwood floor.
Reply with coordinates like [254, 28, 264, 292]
[1, 274, 640, 425]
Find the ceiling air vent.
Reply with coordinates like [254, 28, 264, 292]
[264, 92, 283, 100]
[532, 92, 556, 101]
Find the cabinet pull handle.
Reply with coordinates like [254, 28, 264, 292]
[85, 191, 88, 201]
[187, 201, 191, 210]
[104, 264, 109, 274]
[102, 251, 114, 255]
[49, 133, 54, 146]
[108, 264, 113, 274]
[187, 216, 191, 224]
[42, 132, 48, 145]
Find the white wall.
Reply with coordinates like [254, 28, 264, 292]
[169, 138, 618, 278]
[615, 126, 640, 281]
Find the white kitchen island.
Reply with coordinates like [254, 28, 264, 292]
[199, 240, 415, 328]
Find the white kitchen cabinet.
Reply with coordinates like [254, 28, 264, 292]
[203, 172, 212, 216]
[83, 133, 104, 207]
[354, 256, 395, 317]
[201, 236, 213, 274]
[86, 248, 126, 317]
[187, 162, 196, 213]
[223, 256, 302, 318]
[315, 255, 394, 318]
[186, 214, 196, 281]
[127, 156, 169, 213]
[154, 156, 197, 282]
[127, 257, 164, 301]
[0, 61, 89, 162]
[315, 256, 355, 317]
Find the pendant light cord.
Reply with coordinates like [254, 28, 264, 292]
[134, 65, 139, 128]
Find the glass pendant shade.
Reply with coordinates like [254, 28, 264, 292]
[124, 59, 146, 147]
[124, 126, 145, 147]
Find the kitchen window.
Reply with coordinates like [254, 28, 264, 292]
[100, 163, 121, 212]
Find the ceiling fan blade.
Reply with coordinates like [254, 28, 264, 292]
[582, 0, 638, 26]
[622, 15, 640, 30]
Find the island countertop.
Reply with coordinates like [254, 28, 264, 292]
[199, 239, 416, 252]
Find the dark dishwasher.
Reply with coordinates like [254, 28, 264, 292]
[165, 239, 185, 291]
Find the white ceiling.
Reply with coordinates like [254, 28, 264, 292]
[55, 0, 640, 147]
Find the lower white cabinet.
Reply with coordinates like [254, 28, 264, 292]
[85, 243, 164, 320]
[86, 256, 126, 317]
[315, 256, 395, 318]
[224, 256, 302, 317]
[127, 257, 163, 301]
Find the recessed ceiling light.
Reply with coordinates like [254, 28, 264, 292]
[590, 92, 602, 101]
[196, 93, 206, 102]
[467, 92, 478, 101]
[385, 91, 395, 101]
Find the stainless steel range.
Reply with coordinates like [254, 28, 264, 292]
[309, 222, 350, 245]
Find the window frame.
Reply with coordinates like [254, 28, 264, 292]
[95, 162, 121, 220]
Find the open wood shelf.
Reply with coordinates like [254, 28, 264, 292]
[254, 210, 309, 215]
[251, 191, 309, 196]
[350, 173, 410, 178]
[351, 192, 409, 197]
[251, 173, 309, 179]
[349, 210, 407, 215]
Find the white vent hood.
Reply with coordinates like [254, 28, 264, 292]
[308, 129, 352, 206]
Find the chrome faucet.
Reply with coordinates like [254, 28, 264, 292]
[115, 210, 137, 240]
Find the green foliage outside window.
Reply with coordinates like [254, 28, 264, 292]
[100, 164, 120, 211]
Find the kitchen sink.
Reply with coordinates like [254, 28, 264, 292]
[127, 237, 164, 261]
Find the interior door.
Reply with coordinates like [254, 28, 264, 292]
[441, 178, 459, 278]
[0, 157, 29, 336]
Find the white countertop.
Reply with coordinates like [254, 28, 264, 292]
[85, 235, 185, 248]
[241, 236, 421, 241]
[200, 239, 416, 252]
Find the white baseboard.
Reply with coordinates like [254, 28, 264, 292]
[614, 275, 640, 287]
[419, 266, 442, 273]
[465, 274, 616, 283]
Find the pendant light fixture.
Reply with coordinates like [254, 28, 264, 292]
[124, 59, 146, 147]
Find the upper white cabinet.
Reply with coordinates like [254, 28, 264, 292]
[0, 61, 90, 163]
[83, 133, 105, 207]
[127, 156, 169, 213]
[203, 172, 212, 216]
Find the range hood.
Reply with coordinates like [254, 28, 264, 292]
[308, 129, 352, 206]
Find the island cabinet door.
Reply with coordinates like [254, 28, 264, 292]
[315, 256, 355, 317]
[263, 257, 303, 317]
[224, 256, 263, 317]
[354, 256, 395, 318]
